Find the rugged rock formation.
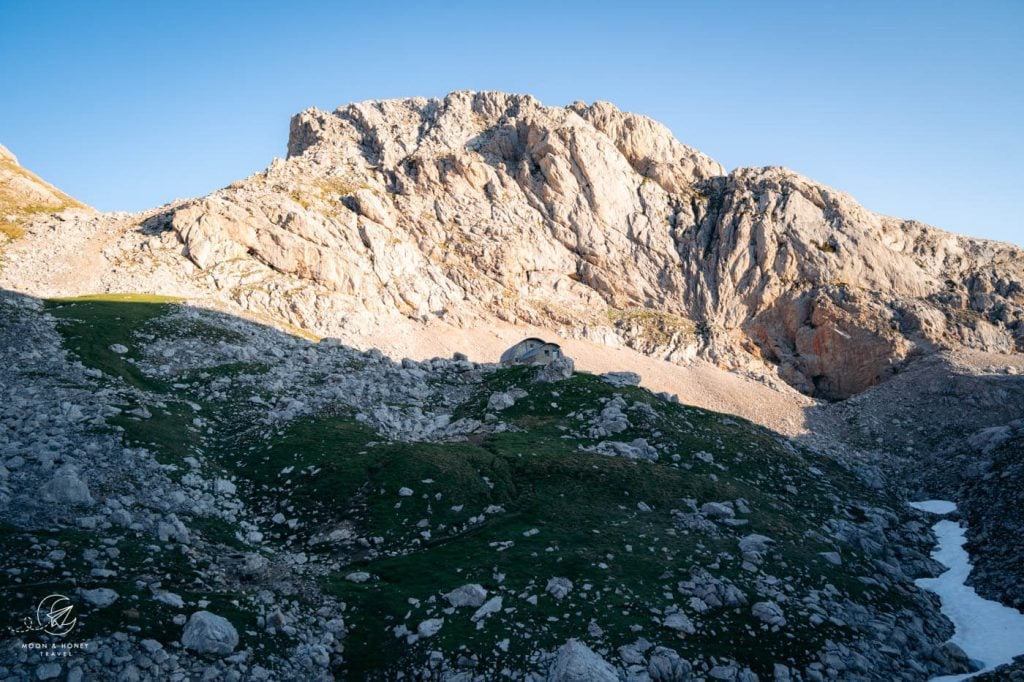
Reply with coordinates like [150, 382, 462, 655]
[920, 420, 1024, 610]
[156, 91, 1023, 398]
[2, 92, 1022, 401]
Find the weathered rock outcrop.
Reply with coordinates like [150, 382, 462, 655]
[7, 92, 1024, 398]
[157, 91, 1024, 398]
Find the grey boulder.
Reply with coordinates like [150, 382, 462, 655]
[548, 639, 619, 681]
[443, 583, 488, 608]
[181, 610, 239, 655]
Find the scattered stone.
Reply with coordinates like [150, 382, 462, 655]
[80, 587, 118, 608]
[738, 534, 773, 554]
[820, 551, 842, 566]
[45, 465, 93, 506]
[487, 388, 528, 411]
[600, 371, 641, 387]
[662, 611, 696, 634]
[471, 596, 502, 623]
[700, 502, 734, 519]
[214, 479, 236, 495]
[751, 600, 786, 627]
[586, 438, 658, 462]
[546, 577, 574, 600]
[648, 646, 692, 681]
[154, 592, 184, 608]
[35, 663, 61, 680]
[345, 571, 371, 583]
[417, 618, 444, 637]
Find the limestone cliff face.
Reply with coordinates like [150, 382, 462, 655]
[147, 91, 1024, 398]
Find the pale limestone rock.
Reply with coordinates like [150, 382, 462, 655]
[45, 465, 93, 506]
[80, 587, 118, 608]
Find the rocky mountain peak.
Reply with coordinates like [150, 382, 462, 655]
[4, 92, 1022, 400]
[287, 90, 723, 187]
[167, 91, 1024, 399]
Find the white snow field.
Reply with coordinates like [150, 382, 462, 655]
[911, 500, 1024, 681]
[909, 500, 958, 515]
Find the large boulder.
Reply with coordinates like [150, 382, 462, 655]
[45, 465, 93, 506]
[751, 600, 786, 628]
[548, 639, 619, 682]
[181, 611, 239, 656]
[79, 588, 118, 608]
[600, 371, 641, 387]
[647, 646, 693, 681]
[443, 583, 488, 608]
[535, 355, 575, 383]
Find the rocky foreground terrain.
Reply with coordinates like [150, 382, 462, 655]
[0, 292, 978, 680]
[1, 91, 1023, 679]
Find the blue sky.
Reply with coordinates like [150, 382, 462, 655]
[2, 0, 1021, 245]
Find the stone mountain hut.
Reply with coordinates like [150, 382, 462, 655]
[499, 337, 564, 367]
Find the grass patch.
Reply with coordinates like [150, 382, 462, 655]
[0, 221, 26, 240]
[606, 307, 696, 347]
[46, 297, 180, 392]
[49, 293, 183, 304]
[0, 522, 206, 647]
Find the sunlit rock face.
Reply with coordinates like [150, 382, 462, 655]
[158, 92, 1024, 398]
[7, 92, 1024, 398]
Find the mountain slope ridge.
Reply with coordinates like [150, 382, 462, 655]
[0, 290, 974, 680]
[0, 143, 87, 242]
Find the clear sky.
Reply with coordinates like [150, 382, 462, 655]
[2, 0, 1021, 246]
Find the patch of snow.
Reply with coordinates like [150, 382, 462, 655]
[909, 499, 957, 515]
[913, 500, 1024, 681]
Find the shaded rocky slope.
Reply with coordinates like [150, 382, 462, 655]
[0, 291, 974, 680]
[918, 421, 1024, 611]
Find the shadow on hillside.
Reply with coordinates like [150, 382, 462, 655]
[794, 349, 1024, 477]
